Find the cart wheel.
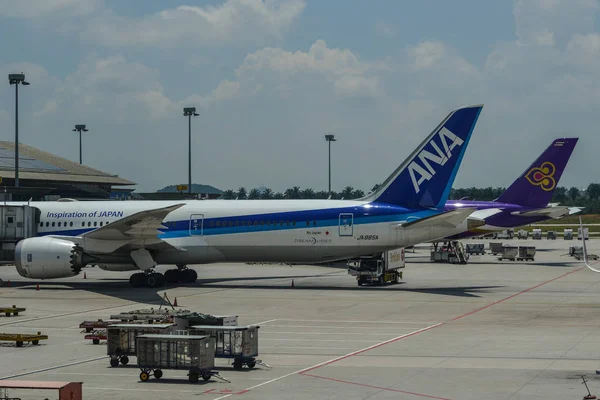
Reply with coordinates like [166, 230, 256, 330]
[189, 373, 199, 383]
[233, 359, 243, 370]
[140, 371, 150, 382]
[247, 361, 256, 369]
[120, 356, 129, 365]
[16, 341, 23, 347]
[202, 373, 211, 381]
[110, 358, 119, 367]
[32, 340, 39, 345]
[154, 369, 163, 379]
[93, 339, 100, 345]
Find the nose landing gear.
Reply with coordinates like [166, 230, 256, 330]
[164, 264, 197, 284]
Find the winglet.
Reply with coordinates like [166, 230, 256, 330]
[580, 216, 599, 272]
[364, 104, 483, 209]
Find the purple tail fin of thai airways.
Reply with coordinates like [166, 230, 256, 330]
[496, 138, 578, 207]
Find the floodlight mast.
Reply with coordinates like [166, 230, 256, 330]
[325, 134, 336, 195]
[183, 107, 199, 194]
[72, 124, 89, 164]
[8, 73, 30, 188]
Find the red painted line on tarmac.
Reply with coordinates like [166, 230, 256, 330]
[300, 323, 442, 374]
[300, 373, 451, 400]
[450, 267, 585, 322]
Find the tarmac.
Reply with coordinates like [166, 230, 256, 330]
[0, 239, 600, 399]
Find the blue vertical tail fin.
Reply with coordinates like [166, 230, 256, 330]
[365, 104, 483, 209]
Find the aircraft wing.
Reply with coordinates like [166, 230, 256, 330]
[510, 205, 583, 219]
[78, 203, 186, 253]
[394, 208, 479, 230]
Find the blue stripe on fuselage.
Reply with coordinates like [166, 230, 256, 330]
[36, 203, 439, 238]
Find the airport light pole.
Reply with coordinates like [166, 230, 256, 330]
[72, 124, 89, 164]
[183, 107, 199, 194]
[8, 73, 30, 188]
[325, 134, 336, 195]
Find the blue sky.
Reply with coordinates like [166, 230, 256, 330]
[0, 0, 598, 193]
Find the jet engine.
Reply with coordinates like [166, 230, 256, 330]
[96, 263, 139, 272]
[15, 237, 86, 279]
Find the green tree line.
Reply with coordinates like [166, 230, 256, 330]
[218, 183, 600, 214]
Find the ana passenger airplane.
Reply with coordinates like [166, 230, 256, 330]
[441, 137, 579, 240]
[14, 104, 484, 288]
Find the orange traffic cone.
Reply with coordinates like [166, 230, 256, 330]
[173, 297, 178, 307]
[36, 283, 40, 291]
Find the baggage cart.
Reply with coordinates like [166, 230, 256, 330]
[465, 243, 485, 255]
[0, 331, 48, 347]
[517, 246, 536, 261]
[107, 323, 175, 367]
[489, 242, 503, 255]
[173, 313, 238, 330]
[564, 228, 573, 240]
[532, 229, 542, 240]
[1, 305, 25, 317]
[498, 246, 518, 261]
[136, 334, 227, 383]
[546, 231, 556, 240]
[190, 325, 267, 370]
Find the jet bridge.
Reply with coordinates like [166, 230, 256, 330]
[0, 205, 39, 263]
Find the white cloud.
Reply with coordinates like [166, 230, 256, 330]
[81, 0, 305, 47]
[234, 39, 385, 98]
[514, 0, 599, 46]
[374, 20, 396, 38]
[0, 0, 101, 18]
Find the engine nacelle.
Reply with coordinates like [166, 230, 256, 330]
[96, 263, 139, 272]
[15, 237, 84, 279]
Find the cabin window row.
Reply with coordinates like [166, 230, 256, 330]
[207, 220, 317, 228]
[40, 221, 111, 228]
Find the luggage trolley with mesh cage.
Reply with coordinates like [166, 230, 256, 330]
[135, 334, 228, 383]
[106, 323, 175, 367]
[190, 325, 267, 370]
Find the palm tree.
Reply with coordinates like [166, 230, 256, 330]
[301, 188, 315, 199]
[248, 188, 261, 199]
[315, 191, 328, 199]
[221, 189, 235, 200]
[568, 187, 580, 201]
[237, 187, 247, 199]
[351, 189, 364, 199]
[284, 186, 301, 199]
[273, 192, 285, 199]
[341, 186, 354, 199]
[261, 188, 274, 199]
[370, 184, 380, 193]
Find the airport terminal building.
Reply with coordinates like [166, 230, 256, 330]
[0, 141, 135, 200]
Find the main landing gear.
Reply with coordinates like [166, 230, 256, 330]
[129, 270, 165, 288]
[164, 264, 197, 284]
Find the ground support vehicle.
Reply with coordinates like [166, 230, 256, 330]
[546, 231, 556, 240]
[465, 243, 485, 255]
[517, 246, 536, 261]
[1, 305, 25, 317]
[498, 246, 519, 261]
[347, 248, 405, 286]
[564, 229, 573, 240]
[517, 230, 528, 240]
[532, 229, 542, 240]
[430, 242, 469, 264]
[190, 325, 268, 370]
[136, 334, 227, 383]
[107, 323, 175, 367]
[0, 331, 47, 347]
[489, 242, 504, 255]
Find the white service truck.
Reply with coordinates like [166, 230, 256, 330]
[347, 248, 405, 286]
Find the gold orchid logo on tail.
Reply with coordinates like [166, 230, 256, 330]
[524, 161, 556, 191]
